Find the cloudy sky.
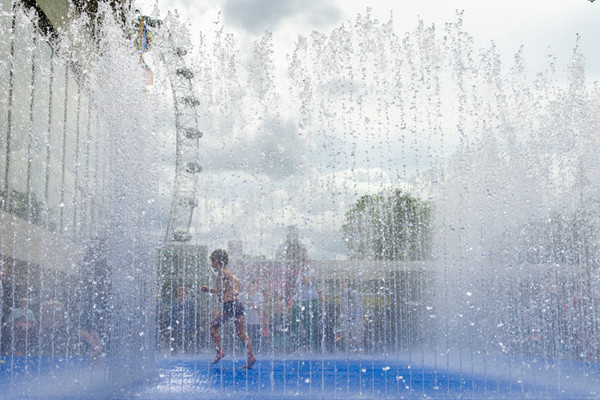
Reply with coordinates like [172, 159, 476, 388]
[133, 0, 600, 260]
[135, 0, 600, 79]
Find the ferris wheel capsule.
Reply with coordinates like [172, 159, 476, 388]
[181, 96, 200, 107]
[176, 68, 194, 79]
[185, 161, 202, 174]
[184, 128, 203, 139]
[172, 231, 192, 242]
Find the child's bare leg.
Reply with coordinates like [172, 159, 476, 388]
[235, 316, 256, 369]
[210, 313, 225, 364]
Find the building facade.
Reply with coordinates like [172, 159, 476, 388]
[0, 0, 126, 355]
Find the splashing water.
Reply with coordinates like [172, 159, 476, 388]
[0, 2, 159, 398]
[2, 1, 600, 399]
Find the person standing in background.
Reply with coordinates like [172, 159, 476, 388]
[8, 298, 36, 356]
[168, 286, 197, 354]
[290, 254, 320, 352]
[241, 284, 264, 354]
[39, 297, 69, 355]
[340, 280, 364, 352]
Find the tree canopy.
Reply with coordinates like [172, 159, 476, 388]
[341, 189, 432, 261]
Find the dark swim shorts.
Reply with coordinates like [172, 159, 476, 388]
[212, 300, 245, 326]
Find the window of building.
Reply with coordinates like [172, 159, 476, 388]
[46, 57, 66, 232]
[0, 0, 12, 190]
[7, 8, 35, 198]
[29, 36, 53, 224]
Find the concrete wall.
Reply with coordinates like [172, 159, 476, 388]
[0, 211, 83, 274]
[311, 259, 431, 280]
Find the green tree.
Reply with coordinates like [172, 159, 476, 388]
[342, 189, 432, 261]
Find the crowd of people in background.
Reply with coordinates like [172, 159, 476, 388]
[158, 251, 368, 356]
[501, 265, 600, 362]
[0, 239, 111, 364]
[7, 246, 600, 364]
[0, 295, 107, 363]
[157, 253, 600, 362]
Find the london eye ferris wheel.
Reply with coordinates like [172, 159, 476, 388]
[136, 12, 203, 244]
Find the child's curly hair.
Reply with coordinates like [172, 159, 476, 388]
[210, 249, 229, 266]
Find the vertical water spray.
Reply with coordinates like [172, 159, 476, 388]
[3, 1, 600, 398]
[0, 2, 161, 397]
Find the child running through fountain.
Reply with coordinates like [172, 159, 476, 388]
[201, 249, 256, 369]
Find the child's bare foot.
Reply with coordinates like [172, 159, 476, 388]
[240, 355, 256, 370]
[211, 351, 225, 364]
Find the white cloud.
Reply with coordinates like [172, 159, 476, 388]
[220, 0, 341, 34]
[132, 0, 600, 260]
[200, 116, 308, 179]
[137, 0, 600, 79]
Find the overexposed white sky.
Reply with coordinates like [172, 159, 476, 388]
[132, 0, 600, 259]
[135, 0, 600, 81]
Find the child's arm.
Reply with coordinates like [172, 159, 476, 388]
[200, 286, 216, 294]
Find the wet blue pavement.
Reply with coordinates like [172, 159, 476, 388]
[120, 356, 598, 399]
[2, 355, 600, 399]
